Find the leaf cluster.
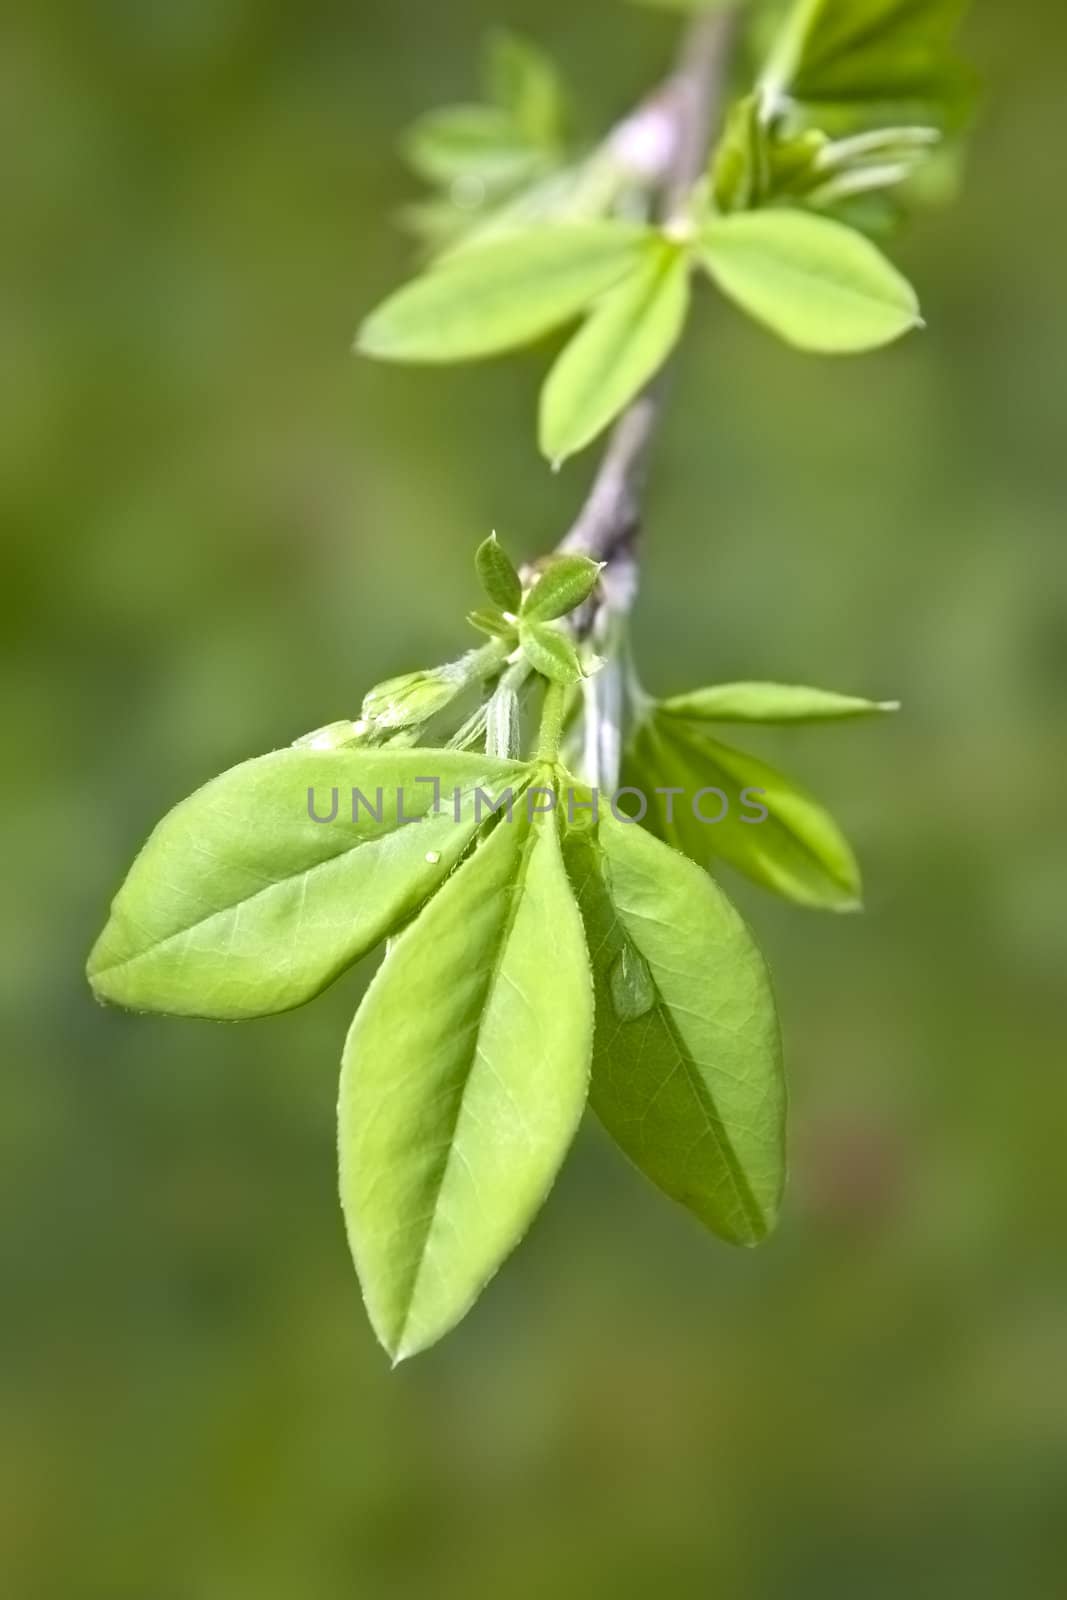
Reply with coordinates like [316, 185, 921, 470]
[360, 1, 973, 462]
[88, 527, 902, 1357]
[86, 0, 967, 1360]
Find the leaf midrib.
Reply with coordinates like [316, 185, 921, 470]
[606, 870, 768, 1243]
[705, 228, 912, 321]
[92, 783, 487, 980]
[394, 814, 542, 1355]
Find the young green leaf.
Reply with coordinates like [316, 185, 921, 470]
[710, 91, 939, 225]
[663, 681, 900, 724]
[700, 210, 920, 352]
[475, 532, 523, 613]
[630, 716, 863, 911]
[485, 29, 568, 149]
[87, 750, 525, 1020]
[340, 804, 593, 1361]
[467, 607, 515, 639]
[711, 94, 770, 214]
[566, 810, 785, 1245]
[540, 238, 691, 463]
[402, 105, 544, 190]
[520, 620, 584, 685]
[521, 554, 602, 622]
[361, 664, 470, 732]
[292, 720, 365, 751]
[357, 224, 651, 364]
[762, 0, 974, 133]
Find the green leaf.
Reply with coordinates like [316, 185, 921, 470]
[87, 750, 526, 1020]
[361, 662, 472, 732]
[485, 29, 568, 149]
[711, 94, 770, 214]
[565, 810, 785, 1245]
[340, 803, 593, 1361]
[540, 238, 691, 463]
[663, 681, 900, 724]
[467, 607, 514, 639]
[521, 554, 602, 623]
[358, 224, 652, 365]
[710, 92, 940, 226]
[402, 105, 545, 190]
[762, 0, 974, 133]
[700, 210, 920, 353]
[520, 620, 584, 685]
[292, 720, 365, 751]
[630, 715, 863, 911]
[475, 532, 522, 613]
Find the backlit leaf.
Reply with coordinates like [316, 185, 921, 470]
[358, 224, 652, 364]
[663, 681, 900, 724]
[403, 104, 545, 190]
[540, 238, 691, 463]
[340, 804, 593, 1360]
[762, 0, 974, 132]
[87, 750, 526, 1019]
[485, 29, 569, 148]
[700, 209, 920, 352]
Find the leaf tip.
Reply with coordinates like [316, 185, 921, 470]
[354, 314, 396, 361]
[353, 322, 378, 358]
[834, 897, 865, 916]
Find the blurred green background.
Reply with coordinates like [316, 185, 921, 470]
[3, 2, 1066, 1595]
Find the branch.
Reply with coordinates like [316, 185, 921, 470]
[559, 8, 740, 574]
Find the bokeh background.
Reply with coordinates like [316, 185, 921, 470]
[3, 2, 1066, 1595]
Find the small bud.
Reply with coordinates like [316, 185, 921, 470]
[361, 665, 465, 732]
[292, 720, 364, 751]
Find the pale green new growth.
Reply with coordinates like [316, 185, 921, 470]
[700, 210, 921, 352]
[340, 804, 592, 1361]
[88, 750, 522, 1020]
[663, 682, 901, 724]
[541, 240, 691, 462]
[357, 224, 651, 364]
[87, 0, 974, 1360]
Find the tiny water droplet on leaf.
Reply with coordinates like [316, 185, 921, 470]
[610, 942, 656, 1023]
